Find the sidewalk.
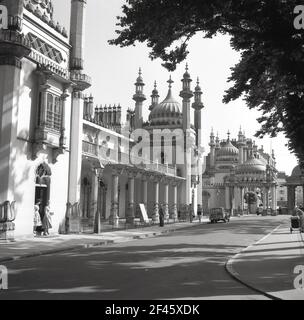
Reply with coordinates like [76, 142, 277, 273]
[226, 220, 304, 300]
[0, 219, 209, 264]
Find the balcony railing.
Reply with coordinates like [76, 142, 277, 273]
[82, 141, 178, 176]
[0, 29, 30, 46]
[70, 71, 92, 91]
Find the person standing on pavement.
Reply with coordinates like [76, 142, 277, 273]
[34, 202, 43, 237]
[197, 205, 202, 223]
[42, 201, 53, 236]
[159, 205, 165, 227]
[296, 207, 304, 232]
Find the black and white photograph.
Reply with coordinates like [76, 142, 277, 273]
[0, 0, 304, 305]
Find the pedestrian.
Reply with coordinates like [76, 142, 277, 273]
[197, 205, 202, 223]
[159, 205, 165, 227]
[34, 201, 43, 237]
[42, 201, 53, 236]
[296, 207, 304, 232]
[189, 204, 194, 223]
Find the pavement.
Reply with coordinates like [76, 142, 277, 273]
[226, 216, 304, 300]
[0, 218, 210, 264]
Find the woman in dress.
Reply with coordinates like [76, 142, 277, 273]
[42, 201, 52, 236]
[34, 202, 42, 236]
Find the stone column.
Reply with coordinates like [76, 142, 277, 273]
[60, 89, 69, 147]
[240, 187, 244, 214]
[287, 186, 296, 214]
[164, 181, 169, 221]
[233, 186, 238, 216]
[271, 185, 277, 212]
[126, 172, 136, 225]
[142, 177, 148, 210]
[68, 92, 84, 206]
[225, 186, 230, 211]
[93, 169, 102, 234]
[109, 171, 119, 227]
[263, 187, 267, 210]
[171, 183, 178, 221]
[153, 178, 160, 223]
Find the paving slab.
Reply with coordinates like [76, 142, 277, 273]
[226, 220, 304, 300]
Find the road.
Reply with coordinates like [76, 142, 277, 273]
[0, 216, 287, 300]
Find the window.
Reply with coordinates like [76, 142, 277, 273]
[46, 93, 62, 131]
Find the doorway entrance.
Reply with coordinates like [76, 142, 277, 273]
[35, 163, 52, 223]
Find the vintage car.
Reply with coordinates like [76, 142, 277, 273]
[209, 208, 230, 223]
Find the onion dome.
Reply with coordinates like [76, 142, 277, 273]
[217, 133, 239, 158]
[149, 76, 182, 126]
[236, 156, 266, 174]
[136, 68, 144, 84]
[183, 63, 191, 79]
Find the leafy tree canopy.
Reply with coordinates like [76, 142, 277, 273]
[110, 0, 304, 167]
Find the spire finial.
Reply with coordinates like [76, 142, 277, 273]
[227, 130, 231, 141]
[197, 77, 200, 86]
[154, 80, 157, 89]
[186, 63, 189, 72]
[167, 75, 174, 89]
[139, 67, 142, 76]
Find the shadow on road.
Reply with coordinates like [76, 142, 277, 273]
[0, 217, 286, 300]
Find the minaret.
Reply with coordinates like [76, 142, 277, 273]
[179, 64, 194, 208]
[192, 78, 204, 147]
[149, 81, 159, 111]
[180, 63, 194, 131]
[133, 68, 146, 129]
[209, 128, 216, 168]
[67, 0, 91, 228]
[70, 0, 87, 70]
[237, 126, 246, 164]
[215, 133, 220, 150]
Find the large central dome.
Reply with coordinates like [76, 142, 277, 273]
[236, 156, 266, 174]
[149, 77, 182, 126]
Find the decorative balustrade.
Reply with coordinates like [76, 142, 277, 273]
[82, 141, 178, 176]
[0, 29, 31, 58]
[70, 71, 92, 85]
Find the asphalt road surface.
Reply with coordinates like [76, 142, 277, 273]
[0, 216, 287, 300]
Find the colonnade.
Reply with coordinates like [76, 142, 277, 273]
[287, 185, 304, 212]
[108, 167, 181, 226]
[224, 184, 277, 214]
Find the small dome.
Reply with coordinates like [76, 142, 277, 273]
[149, 88, 182, 125]
[236, 157, 266, 174]
[217, 140, 239, 157]
[291, 165, 303, 177]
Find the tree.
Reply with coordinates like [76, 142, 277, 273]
[110, 0, 304, 166]
[244, 191, 257, 205]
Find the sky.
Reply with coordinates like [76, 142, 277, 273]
[52, 0, 298, 175]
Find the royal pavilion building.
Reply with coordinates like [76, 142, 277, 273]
[0, 0, 204, 239]
[202, 129, 278, 215]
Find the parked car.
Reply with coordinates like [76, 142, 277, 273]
[209, 208, 230, 223]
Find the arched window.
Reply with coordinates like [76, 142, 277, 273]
[160, 152, 165, 165]
[35, 163, 52, 185]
